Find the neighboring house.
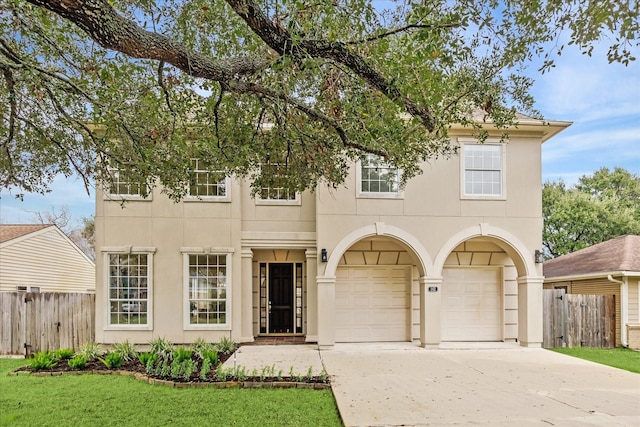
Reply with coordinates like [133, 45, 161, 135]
[95, 115, 570, 348]
[0, 224, 95, 293]
[543, 235, 640, 349]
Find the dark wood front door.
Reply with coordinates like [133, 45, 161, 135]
[269, 263, 294, 333]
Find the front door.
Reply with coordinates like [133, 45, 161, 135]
[269, 263, 294, 333]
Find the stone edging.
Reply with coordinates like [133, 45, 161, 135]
[9, 369, 331, 390]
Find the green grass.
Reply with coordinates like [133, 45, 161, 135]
[0, 359, 342, 426]
[550, 347, 640, 373]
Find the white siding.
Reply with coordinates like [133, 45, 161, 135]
[0, 228, 95, 293]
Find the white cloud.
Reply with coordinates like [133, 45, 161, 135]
[530, 43, 640, 123]
[543, 126, 640, 164]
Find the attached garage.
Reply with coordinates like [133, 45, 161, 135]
[335, 266, 410, 342]
[441, 267, 503, 341]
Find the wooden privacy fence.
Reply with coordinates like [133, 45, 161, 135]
[0, 292, 95, 355]
[543, 289, 615, 348]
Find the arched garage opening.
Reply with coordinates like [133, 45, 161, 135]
[432, 224, 541, 345]
[322, 223, 433, 343]
[439, 237, 519, 342]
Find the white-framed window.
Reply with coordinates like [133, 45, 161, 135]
[104, 249, 154, 329]
[104, 168, 151, 200]
[182, 249, 233, 330]
[186, 159, 230, 202]
[461, 141, 505, 198]
[357, 154, 402, 198]
[256, 162, 300, 205]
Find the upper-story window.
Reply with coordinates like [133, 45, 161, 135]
[186, 159, 230, 201]
[462, 143, 505, 198]
[256, 162, 300, 205]
[357, 154, 402, 198]
[104, 168, 150, 200]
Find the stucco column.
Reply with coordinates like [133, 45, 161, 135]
[420, 276, 443, 347]
[317, 276, 336, 349]
[305, 249, 318, 343]
[517, 276, 544, 347]
[240, 249, 254, 343]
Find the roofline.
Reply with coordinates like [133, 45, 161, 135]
[0, 225, 54, 248]
[0, 225, 95, 266]
[448, 119, 572, 142]
[544, 270, 640, 282]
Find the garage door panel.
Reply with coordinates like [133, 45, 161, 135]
[442, 267, 502, 341]
[336, 267, 409, 342]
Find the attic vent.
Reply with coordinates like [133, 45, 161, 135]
[16, 286, 27, 292]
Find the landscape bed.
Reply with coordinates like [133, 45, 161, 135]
[12, 337, 331, 388]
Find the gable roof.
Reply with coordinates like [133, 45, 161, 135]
[0, 224, 53, 243]
[544, 235, 640, 278]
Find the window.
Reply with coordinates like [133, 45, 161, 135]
[462, 143, 504, 197]
[256, 162, 299, 204]
[104, 168, 150, 200]
[108, 253, 150, 327]
[358, 154, 401, 197]
[185, 253, 229, 328]
[187, 159, 229, 201]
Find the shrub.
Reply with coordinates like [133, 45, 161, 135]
[68, 355, 87, 370]
[170, 359, 183, 379]
[200, 358, 212, 380]
[216, 364, 230, 381]
[99, 352, 123, 369]
[76, 342, 104, 362]
[29, 351, 57, 371]
[174, 347, 193, 363]
[54, 348, 74, 360]
[192, 338, 215, 359]
[215, 337, 236, 354]
[201, 349, 219, 365]
[149, 337, 174, 360]
[183, 359, 198, 381]
[144, 353, 158, 374]
[113, 340, 137, 361]
[137, 352, 153, 367]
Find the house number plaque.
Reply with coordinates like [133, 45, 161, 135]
[428, 286, 438, 292]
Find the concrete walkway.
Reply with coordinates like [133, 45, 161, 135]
[225, 343, 640, 426]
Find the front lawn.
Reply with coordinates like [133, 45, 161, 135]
[549, 347, 640, 373]
[0, 359, 342, 426]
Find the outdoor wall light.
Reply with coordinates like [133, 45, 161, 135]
[321, 248, 328, 263]
[535, 249, 544, 264]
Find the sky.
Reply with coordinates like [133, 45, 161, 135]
[0, 16, 639, 227]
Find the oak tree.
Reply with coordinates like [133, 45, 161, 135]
[543, 167, 640, 258]
[1, 0, 638, 198]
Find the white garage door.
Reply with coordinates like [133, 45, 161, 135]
[335, 267, 410, 342]
[441, 267, 502, 341]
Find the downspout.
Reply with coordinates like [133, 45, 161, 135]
[607, 275, 627, 347]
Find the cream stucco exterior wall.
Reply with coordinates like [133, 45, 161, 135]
[95, 120, 568, 347]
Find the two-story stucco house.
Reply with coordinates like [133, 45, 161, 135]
[94, 116, 570, 348]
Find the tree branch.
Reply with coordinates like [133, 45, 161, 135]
[224, 0, 436, 132]
[26, 0, 269, 80]
[346, 23, 460, 45]
[222, 79, 387, 158]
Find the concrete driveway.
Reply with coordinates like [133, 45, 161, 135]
[320, 343, 640, 426]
